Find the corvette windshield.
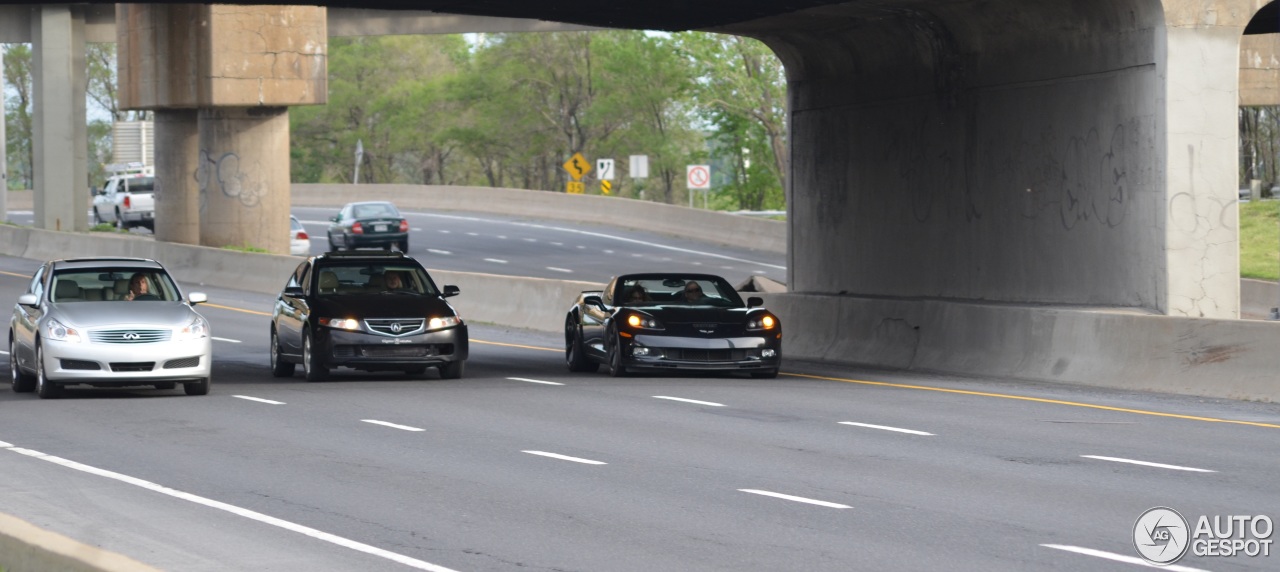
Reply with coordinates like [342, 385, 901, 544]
[314, 264, 437, 296]
[50, 268, 180, 303]
[619, 276, 743, 307]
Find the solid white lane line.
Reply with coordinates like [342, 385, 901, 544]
[5, 447, 459, 572]
[427, 249, 452, 255]
[839, 422, 933, 436]
[362, 420, 426, 432]
[522, 451, 606, 465]
[212, 337, 241, 343]
[507, 377, 564, 386]
[1040, 545, 1208, 571]
[546, 267, 573, 273]
[653, 396, 725, 407]
[234, 395, 285, 405]
[483, 258, 508, 264]
[738, 489, 851, 509]
[1080, 455, 1215, 473]
[0, 441, 12, 448]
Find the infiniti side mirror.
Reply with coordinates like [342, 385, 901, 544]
[188, 292, 208, 305]
[442, 285, 460, 298]
[17, 293, 38, 307]
[747, 297, 764, 308]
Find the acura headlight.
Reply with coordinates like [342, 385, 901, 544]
[175, 316, 210, 341]
[747, 314, 778, 331]
[45, 319, 83, 343]
[319, 317, 360, 331]
[427, 316, 461, 331]
[624, 313, 663, 330]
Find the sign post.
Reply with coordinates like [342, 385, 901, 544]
[687, 164, 710, 207]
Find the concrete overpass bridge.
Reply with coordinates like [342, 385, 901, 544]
[1, 1, 1279, 395]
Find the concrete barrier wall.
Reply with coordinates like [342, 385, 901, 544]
[768, 293, 1280, 403]
[292, 184, 787, 255]
[0, 224, 601, 334]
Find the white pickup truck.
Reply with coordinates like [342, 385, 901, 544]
[92, 164, 156, 231]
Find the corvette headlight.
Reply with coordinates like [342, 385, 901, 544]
[624, 313, 663, 330]
[45, 319, 83, 343]
[427, 316, 461, 331]
[747, 314, 778, 331]
[175, 316, 210, 341]
[319, 317, 360, 331]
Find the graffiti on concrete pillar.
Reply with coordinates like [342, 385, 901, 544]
[195, 150, 266, 209]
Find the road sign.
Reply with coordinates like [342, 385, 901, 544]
[687, 165, 711, 189]
[563, 153, 591, 181]
[566, 181, 585, 194]
[601, 180, 612, 195]
[629, 155, 649, 179]
[597, 158, 615, 180]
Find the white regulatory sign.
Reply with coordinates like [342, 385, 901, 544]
[629, 155, 649, 179]
[687, 165, 711, 190]
[597, 159, 615, 181]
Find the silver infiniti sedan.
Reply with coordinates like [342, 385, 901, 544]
[8, 257, 212, 398]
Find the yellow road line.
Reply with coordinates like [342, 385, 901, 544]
[203, 303, 271, 317]
[0, 270, 31, 279]
[783, 372, 1280, 429]
[472, 339, 561, 353]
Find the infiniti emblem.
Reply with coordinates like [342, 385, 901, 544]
[390, 322, 402, 333]
[122, 332, 140, 340]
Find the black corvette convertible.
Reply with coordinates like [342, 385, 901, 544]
[564, 273, 781, 377]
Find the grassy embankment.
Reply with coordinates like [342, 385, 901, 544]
[1241, 201, 1280, 281]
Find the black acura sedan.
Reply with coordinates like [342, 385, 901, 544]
[270, 251, 468, 381]
[564, 273, 781, 377]
[326, 201, 410, 252]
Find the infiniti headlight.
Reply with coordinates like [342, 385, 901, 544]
[45, 319, 83, 343]
[175, 315, 210, 341]
[427, 316, 461, 331]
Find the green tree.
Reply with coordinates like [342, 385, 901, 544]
[4, 44, 33, 190]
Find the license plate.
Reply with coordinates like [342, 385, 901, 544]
[374, 224, 388, 232]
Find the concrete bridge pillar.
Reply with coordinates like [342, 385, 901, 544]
[153, 110, 199, 244]
[32, 5, 88, 233]
[197, 107, 291, 252]
[118, 4, 325, 254]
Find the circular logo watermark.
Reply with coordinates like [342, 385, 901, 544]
[1135, 507, 1191, 565]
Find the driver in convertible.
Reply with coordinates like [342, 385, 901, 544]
[682, 281, 706, 303]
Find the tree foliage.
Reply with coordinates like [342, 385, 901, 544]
[290, 31, 790, 210]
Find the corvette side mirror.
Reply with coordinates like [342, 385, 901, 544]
[583, 295, 606, 310]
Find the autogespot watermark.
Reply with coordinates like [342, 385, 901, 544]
[1134, 507, 1273, 565]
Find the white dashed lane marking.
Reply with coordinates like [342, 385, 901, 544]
[522, 451, 606, 465]
[507, 377, 564, 386]
[484, 258, 508, 264]
[234, 395, 285, 405]
[362, 420, 426, 432]
[1080, 455, 1215, 473]
[427, 249, 452, 255]
[654, 396, 725, 407]
[546, 267, 573, 273]
[839, 422, 933, 436]
[738, 489, 851, 509]
[1040, 545, 1208, 572]
[212, 337, 241, 343]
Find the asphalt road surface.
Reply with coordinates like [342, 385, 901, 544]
[3, 206, 787, 286]
[1, 254, 1278, 571]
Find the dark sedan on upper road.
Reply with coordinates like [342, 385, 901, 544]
[564, 273, 781, 377]
[326, 201, 410, 252]
[270, 250, 468, 381]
